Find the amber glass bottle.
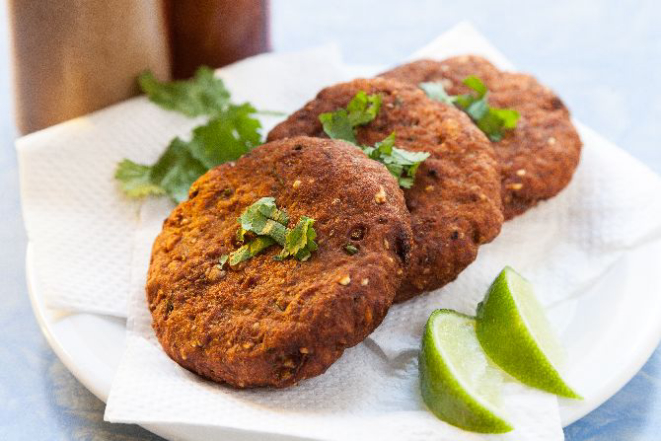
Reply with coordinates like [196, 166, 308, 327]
[167, 0, 270, 79]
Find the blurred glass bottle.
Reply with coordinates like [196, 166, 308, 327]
[9, 0, 171, 134]
[9, 0, 269, 134]
[167, 0, 270, 79]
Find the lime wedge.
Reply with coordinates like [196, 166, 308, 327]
[420, 309, 514, 433]
[476, 266, 582, 399]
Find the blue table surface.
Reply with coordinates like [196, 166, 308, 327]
[1, 0, 660, 439]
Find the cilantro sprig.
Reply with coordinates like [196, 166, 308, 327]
[138, 67, 230, 117]
[319, 91, 382, 144]
[277, 216, 318, 262]
[420, 76, 520, 142]
[221, 197, 318, 266]
[116, 67, 264, 203]
[319, 91, 429, 189]
[362, 133, 429, 189]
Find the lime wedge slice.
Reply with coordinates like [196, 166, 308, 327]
[420, 309, 514, 433]
[476, 266, 582, 399]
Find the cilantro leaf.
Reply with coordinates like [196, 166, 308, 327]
[278, 216, 318, 262]
[229, 236, 277, 266]
[115, 138, 206, 203]
[344, 243, 359, 255]
[420, 76, 520, 142]
[419, 82, 456, 106]
[319, 91, 429, 188]
[319, 109, 357, 144]
[138, 66, 230, 117]
[222, 199, 318, 266]
[491, 108, 520, 130]
[115, 159, 165, 198]
[319, 91, 382, 144]
[237, 197, 289, 246]
[150, 138, 208, 202]
[187, 103, 262, 168]
[462, 75, 488, 97]
[346, 91, 382, 126]
[362, 133, 430, 189]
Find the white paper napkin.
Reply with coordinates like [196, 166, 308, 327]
[99, 21, 661, 440]
[17, 45, 347, 317]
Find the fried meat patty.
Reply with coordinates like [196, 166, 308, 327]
[380, 56, 582, 219]
[147, 137, 412, 388]
[268, 78, 503, 301]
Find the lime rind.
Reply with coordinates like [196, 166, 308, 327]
[420, 310, 514, 433]
[476, 267, 582, 399]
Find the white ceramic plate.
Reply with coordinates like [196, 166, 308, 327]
[27, 236, 661, 439]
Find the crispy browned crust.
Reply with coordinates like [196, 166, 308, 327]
[268, 78, 503, 302]
[380, 56, 583, 220]
[147, 137, 412, 388]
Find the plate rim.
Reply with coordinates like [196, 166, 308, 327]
[26, 240, 661, 432]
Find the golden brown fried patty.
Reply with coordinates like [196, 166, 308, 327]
[268, 78, 503, 302]
[380, 56, 583, 219]
[147, 137, 412, 388]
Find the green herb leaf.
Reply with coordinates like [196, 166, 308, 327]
[419, 82, 456, 105]
[279, 216, 318, 261]
[346, 91, 382, 126]
[139, 66, 230, 117]
[344, 243, 359, 255]
[420, 77, 520, 142]
[226, 199, 318, 266]
[148, 138, 208, 202]
[237, 197, 289, 246]
[319, 109, 357, 144]
[318, 91, 429, 189]
[362, 133, 430, 189]
[219, 254, 229, 267]
[319, 91, 382, 144]
[490, 108, 520, 130]
[462, 75, 488, 97]
[114, 159, 165, 198]
[115, 138, 207, 203]
[187, 103, 262, 168]
[229, 236, 276, 266]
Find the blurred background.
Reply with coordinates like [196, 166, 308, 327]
[1, 1, 660, 440]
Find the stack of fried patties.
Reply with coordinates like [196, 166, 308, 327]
[147, 55, 582, 388]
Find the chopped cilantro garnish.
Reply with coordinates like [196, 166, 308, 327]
[319, 91, 429, 188]
[419, 82, 455, 106]
[237, 197, 289, 246]
[345, 91, 382, 127]
[278, 216, 318, 262]
[362, 133, 430, 189]
[221, 198, 318, 266]
[229, 236, 277, 266]
[344, 243, 359, 255]
[420, 76, 520, 142]
[319, 110, 356, 144]
[116, 67, 264, 203]
[319, 91, 382, 144]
